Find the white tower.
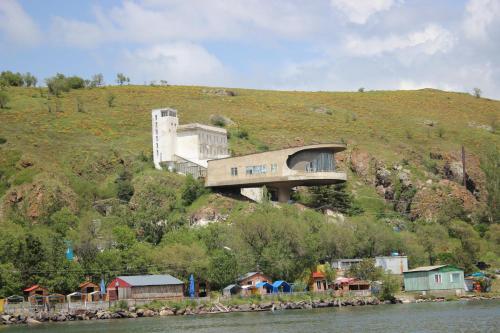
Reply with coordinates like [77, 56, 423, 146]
[152, 108, 178, 169]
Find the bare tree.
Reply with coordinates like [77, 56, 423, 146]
[473, 87, 482, 98]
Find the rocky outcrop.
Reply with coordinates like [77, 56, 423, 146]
[441, 151, 485, 201]
[202, 88, 236, 97]
[350, 149, 375, 184]
[2, 175, 79, 223]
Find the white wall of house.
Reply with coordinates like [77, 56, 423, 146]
[375, 256, 408, 275]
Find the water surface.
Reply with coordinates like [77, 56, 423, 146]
[2, 300, 499, 333]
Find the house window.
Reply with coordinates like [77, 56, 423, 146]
[231, 167, 238, 176]
[450, 273, 460, 283]
[248, 281, 252, 285]
[161, 111, 168, 117]
[155, 115, 157, 120]
[246, 166, 253, 175]
[271, 163, 277, 173]
[434, 274, 442, 284]
[316, 281, 322, 290]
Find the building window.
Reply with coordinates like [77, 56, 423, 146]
[155, 115, 157, 120]
[271, 163, 277, 173]
[231, 167, 238, 176]
[246, 166, 253, 175]
[161, 111, 168, 117]
[450, 273, 460, 283]
[305, 152, 335, 172]
[434, 274, 442, 284]
[316, 281, 322, 290]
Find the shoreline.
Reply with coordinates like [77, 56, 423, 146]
[1, 295, 499, 326]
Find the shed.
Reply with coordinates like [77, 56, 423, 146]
[24, 285, 48, 304]
[272, 281, 291, 293]
[107, 274, 184, 301]
[403, 265, 465, 295]
[79, 281, 101, 301]
[222, 284, 241, 297]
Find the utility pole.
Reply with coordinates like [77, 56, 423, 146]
[462, 145, 466, 187]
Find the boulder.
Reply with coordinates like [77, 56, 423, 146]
[159, 309, 174, 316]
[237, 304, 251, 311]
[1, 315, 11, 323]
[26, 318, 42, 325]
[143, 309, 155, 317]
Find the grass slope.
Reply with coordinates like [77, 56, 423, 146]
[0, 85, 499, 192]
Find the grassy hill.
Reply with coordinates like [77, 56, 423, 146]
[0, 85, 498, 294]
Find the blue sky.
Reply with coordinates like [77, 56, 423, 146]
[1, 0, 499, 98]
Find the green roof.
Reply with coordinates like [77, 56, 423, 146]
[404, 265, 463, 273]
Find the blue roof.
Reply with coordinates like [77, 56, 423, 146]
[256, 282, 273, 288]
[119, 274, 183, 286]
[272, 280, 291, 293]
[272, 280, 288, 288]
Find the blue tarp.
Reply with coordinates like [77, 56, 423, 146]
[100, 278, 106, 296]
[189, 274, 195, 299]
[255, 282, 273, 288]
[272, 280, 291, 293]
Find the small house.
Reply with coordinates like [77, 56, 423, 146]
[403, 265, 465, 295]
[237, 272, 271, 288]
[311, 271, 328, 292]
[107, 274, 184, 301]
[79, 281, 101, 301]
[24, 285, 48, 304]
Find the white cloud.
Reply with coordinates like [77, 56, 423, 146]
[0, 0, 41, 46]
[330, 0, 399, 24]
[120, 42, 231, 86]
[463, 0, 500, 41]
[345, 24, 456, 57]
[51, 0, 318, 48]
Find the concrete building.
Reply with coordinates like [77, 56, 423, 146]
[206, 143, 347, 202]
[151, 108, 229, 172]
[403, 265, 465, 295]
[375, 256, 408, 275]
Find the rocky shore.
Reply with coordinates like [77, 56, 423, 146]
[1, 295, 497, 326]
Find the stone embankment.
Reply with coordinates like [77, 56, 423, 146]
[1, 297, 382, 325]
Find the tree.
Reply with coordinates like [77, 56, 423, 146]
[0, 91, 9, 109]
[22, 72, 37, 87]
[207, 249, 238, 289]
[473, 87, 482, 98]
[0, 263, 22, 297]
[309, 183, 363, 215]
[415, 223, 449, 265]
[380, 273, 400, 301]
[116, 170, 134, 202]
[181, 175, 207, 205]
[0, 71, 23, 86]
[358, 87, 365, 92]
[116, 73, 129, 86]
[347, 258, 383, 281]
[90, 73, 104, 87]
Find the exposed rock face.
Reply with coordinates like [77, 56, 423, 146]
[441, 151, 485, 201]
[350, 149, 375, 183]
[202, 88, 236, 96]
[410, 180, 479, 221]
[2, 175, 78, 223]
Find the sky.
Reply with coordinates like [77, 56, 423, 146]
[1, 0, 499, 98]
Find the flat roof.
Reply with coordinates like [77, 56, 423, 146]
[403, 265, 448, 273]
[178, 123, 227, 134]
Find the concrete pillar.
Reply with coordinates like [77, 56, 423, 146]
[277, 186, 291, 203]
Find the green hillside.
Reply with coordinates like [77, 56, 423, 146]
[0, 85, 499, 296]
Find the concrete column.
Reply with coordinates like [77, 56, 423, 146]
[277, 186, 291, 203]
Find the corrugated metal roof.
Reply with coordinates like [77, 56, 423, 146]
[404, 265, 447, 273]
[118, 274, 183, 286]
[237, 272, 260, 281]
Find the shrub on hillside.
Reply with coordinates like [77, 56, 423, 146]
[0, 91, 9, 109]
[45, 73, 85, 96]
[210, 114, 227, 127]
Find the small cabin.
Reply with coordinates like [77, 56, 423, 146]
[311, 271, 328, 292]
[79, 281, 101, 301]
[334, 278, 371, 297]
[403, 265, 465, 295]
[24, 285, 49, 304]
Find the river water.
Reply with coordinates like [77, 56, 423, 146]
[1, 300, 499, 333]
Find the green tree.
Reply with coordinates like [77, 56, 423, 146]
[0, 71, 24, 86]
[116, 170, 134, 202]
[116, 73, 129, 85]
[50, 207, 79, 235]
[380, 273, 400, 301]
[0, 263, 22, 297]
[91, 73, 104, 87]
[181, 175, 207, 205]
[309, 183, 363, 215]
[112, 225, 136, 251]
[415, 223, 450, 265]
[207, 249, 238, 289]
[347, 258, 383, 281]
[22, 72, 37, 87]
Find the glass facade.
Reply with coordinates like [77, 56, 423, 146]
[305, 152, 335, 172]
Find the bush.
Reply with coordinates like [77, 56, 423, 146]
[235, 128, 249, 139]
[181, 175, 207, 205]
[76, 97, 85, 113]
[380, 274, 400, 301]
[358, 87, 365, 92]
[0, 137, 6, 144]
[0, 71, 23, 86]
[0, 91, 9, 109]
[210, 115, 227, 127]
[473, 87, 481, 98]
[45, 73, 85, 96]
[107, 93, 115, 107]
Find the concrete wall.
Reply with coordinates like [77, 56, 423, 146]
[375, 256, 408, 275]
[152, 108, 178, 169]
[206, 144, 346, 189]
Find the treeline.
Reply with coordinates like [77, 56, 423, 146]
[0, 71, 37, 87]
